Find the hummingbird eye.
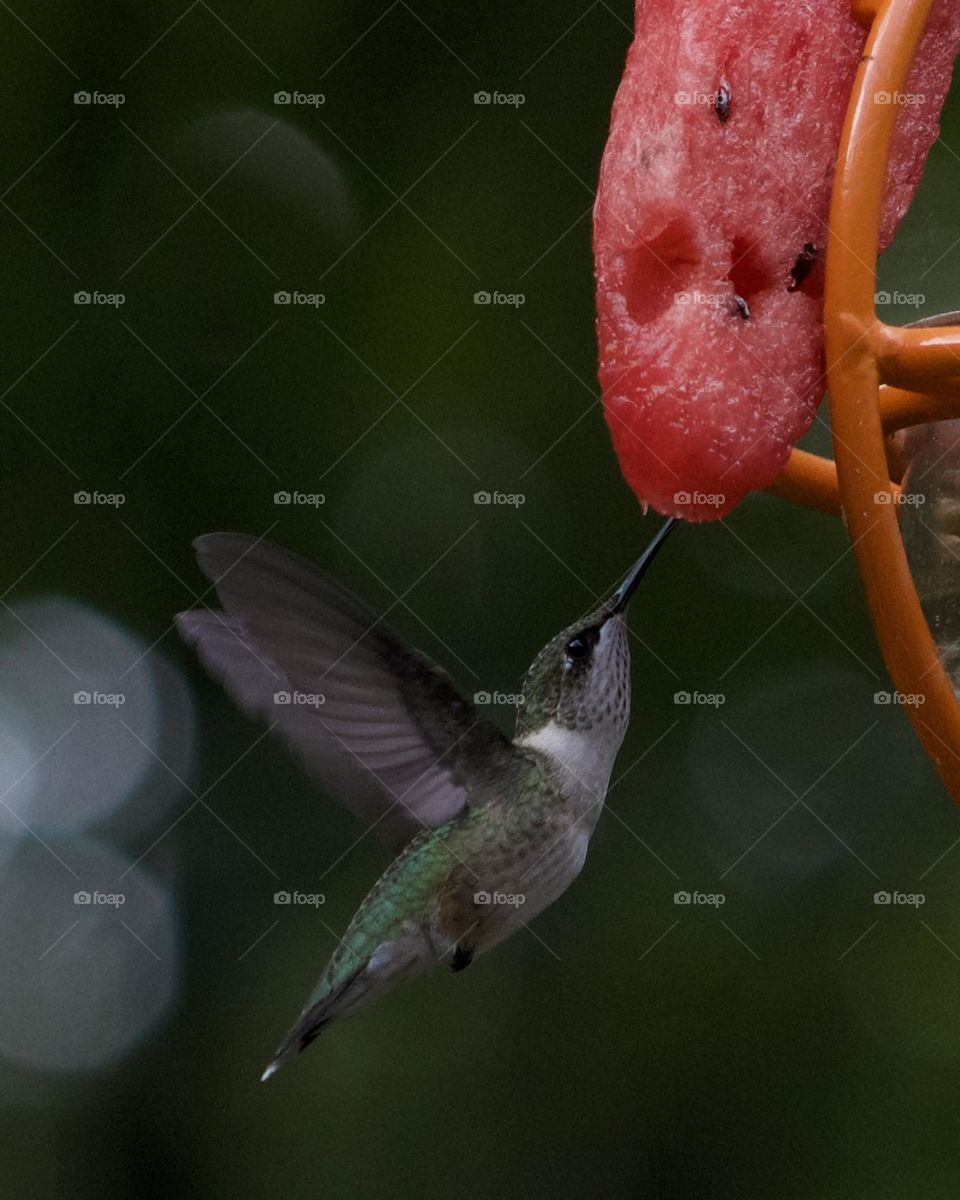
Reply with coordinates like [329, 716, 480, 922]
[564, 627, 599, 664]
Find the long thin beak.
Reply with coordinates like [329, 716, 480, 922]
[609, 517, 679, 615]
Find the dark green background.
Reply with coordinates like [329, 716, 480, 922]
[2, 2, 960, 1196]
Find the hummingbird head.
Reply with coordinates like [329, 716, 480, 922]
[516, 518, 677, 741]
[516, 607, 631, 740]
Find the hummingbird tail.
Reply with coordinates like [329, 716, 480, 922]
[260, 1007, 334, 1082]
[259, 936, 434, 1080]
[259, 962, 368, 1081]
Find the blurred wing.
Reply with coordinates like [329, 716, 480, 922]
[178, 533, 512, 853]
[176, 610, 402, 836]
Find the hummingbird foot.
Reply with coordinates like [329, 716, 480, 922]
[450, 943, 474, 972]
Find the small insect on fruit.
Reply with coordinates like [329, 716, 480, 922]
[788, 242, 818, 291]
[715, 80, 731, 123]
[733, 294, 750, 320]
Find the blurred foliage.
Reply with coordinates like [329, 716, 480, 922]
[1, 2, 960, 1197]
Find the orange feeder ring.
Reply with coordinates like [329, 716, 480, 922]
[767, 0, 960, 801]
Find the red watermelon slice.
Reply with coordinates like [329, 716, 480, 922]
[594, 0, 960, 521]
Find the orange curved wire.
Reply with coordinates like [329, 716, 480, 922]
[769, 0, 960, 801]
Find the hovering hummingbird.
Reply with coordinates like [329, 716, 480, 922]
[177, 518, 677, 1080]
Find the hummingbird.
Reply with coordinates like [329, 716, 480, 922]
[177, 517, 677, 1080]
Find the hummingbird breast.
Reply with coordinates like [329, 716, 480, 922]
[428, 776, 593, 958]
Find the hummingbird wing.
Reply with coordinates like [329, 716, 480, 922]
[177, 533, 513, 854]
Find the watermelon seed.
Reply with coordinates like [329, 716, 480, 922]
[788, 243, 818, 291]
[733, 295, 750, 319]
[715, 81, 731, 123]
